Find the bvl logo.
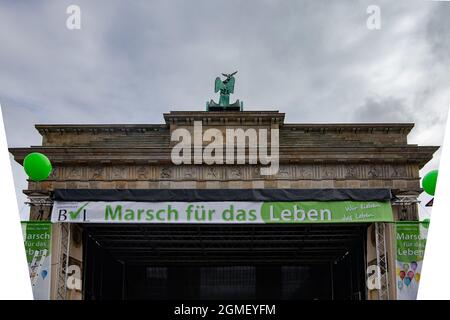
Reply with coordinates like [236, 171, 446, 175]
[57, 202, 89, 222]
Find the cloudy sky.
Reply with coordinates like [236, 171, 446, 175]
[1, 0, 448, 219]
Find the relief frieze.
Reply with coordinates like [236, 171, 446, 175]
[53, 164, 417, 182]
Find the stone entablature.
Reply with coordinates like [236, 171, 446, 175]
[35, 111, 414, 148]
[9, 111, 438, 204]
[25, 163, 420, 199]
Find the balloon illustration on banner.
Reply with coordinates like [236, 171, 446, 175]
[422, 169, 438, 196]
[397, 261, 422, 291]
[41, 270, 48, 279]
[404, 277, 411, 286]
[23, 152, 52, 181]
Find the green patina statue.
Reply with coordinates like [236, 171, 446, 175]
[206, 71, 243, 111]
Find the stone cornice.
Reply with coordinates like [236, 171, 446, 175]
[281, 123, 414, 134]
[9, 145, 438, 167]
[35, 124, 168, 135]
[34, 122, 414, 135]
[35, 107, 414, 136]
[164, 111, 285, 126]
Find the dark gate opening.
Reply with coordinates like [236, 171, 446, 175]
[82, 224, 368, 300]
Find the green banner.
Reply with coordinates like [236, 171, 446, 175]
[52, 200, 393, 223]
[396, 223, 428, 263]
[21, 221, 52, 300]
[395, 222, 429, 300]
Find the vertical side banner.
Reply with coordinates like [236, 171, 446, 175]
[21, 221, 52, 300]
[395, 222, 428, 300]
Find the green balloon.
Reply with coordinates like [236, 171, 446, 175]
[23, 152, 52, 181]
[422, 169, 438, 196]
[422, 218, 430, 228]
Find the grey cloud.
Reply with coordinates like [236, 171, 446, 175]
[352, 96, 414, 123]
[426, 3, 450, 64]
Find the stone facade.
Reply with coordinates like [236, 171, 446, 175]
[9, 111, 437, 221]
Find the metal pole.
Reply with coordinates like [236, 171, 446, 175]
[56, 223, 70, 300]
[64, 225, 71, 299]
[375, 223, 390, 300]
